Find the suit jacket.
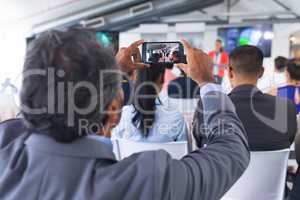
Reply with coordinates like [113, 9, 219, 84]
[229, 84, 297, 151]
[168, 76, 200, 99]
[0, 85, 249, 200]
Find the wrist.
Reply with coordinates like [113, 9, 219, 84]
[196, 77, 215, 87]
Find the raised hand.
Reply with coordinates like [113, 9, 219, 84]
[177, 39, 214, 86]
[116, 40, 149, 73]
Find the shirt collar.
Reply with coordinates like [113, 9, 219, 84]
[230, 84, 261, 95]
[25, 134, 116, 160]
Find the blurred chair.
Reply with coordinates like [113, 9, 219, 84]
[181, 111, 197, 151]
[167, 98, 198, 114]
[159, 92, 198, 151]
[0, 93, 19, 122]
[222, 149, 290, 200]
[112, 139, 121, 160]
[112, 139, 188, 160]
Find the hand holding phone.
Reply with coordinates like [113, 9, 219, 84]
[177, 39, 214, 86]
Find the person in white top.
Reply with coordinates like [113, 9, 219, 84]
[112, 62, 188, 142]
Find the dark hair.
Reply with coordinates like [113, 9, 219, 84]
[21, 28, 121, 143]
[274, 56, 287, 72]
[229, 45, 263, 75]
[216, 39, 222, 43]
[132, 64, 165, 136]
[148, 53, 161, 63]
[286, 58, 300, 81]
[216, 39, 224, 52]
[171, 51, 180, 62]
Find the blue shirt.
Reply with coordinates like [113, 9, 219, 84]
[112, 99, 188, 142]
[278, 85, 300, 113]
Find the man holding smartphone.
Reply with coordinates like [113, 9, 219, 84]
[0, 29, 249, 200]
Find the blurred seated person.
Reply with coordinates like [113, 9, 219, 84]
[273, 58, 300, 114]
[168, 66, 200, 99]
[208, 39, 229, 84]
[274, 56, 288, 86]
[268, 56, 288, 95]
[227, 45, 297, 151]
[0, 29, 250, 200]
[112, 63, 188, 142]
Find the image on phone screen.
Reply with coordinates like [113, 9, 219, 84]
[142, 42, 184, 64]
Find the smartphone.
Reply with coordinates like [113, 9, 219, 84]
[142, 42, 185, 64]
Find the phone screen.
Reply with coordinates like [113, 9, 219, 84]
[142, 42, 184, 64]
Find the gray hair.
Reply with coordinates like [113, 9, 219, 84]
[21, 28, 121, 142]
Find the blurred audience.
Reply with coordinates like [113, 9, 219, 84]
[269, 56, 288, 95]
[275, 59, 300, 114]
[227, 45, 297, 151]
[112, 63, 188, 142]
[275, 56, 288, 73]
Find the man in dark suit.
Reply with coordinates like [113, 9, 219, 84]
[227, 45, 297, 151]
[168, 71, 200, 99]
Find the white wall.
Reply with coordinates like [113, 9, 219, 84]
[119, 23, 206, 49]
[0, 25, 27, 88]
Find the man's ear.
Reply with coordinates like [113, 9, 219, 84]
[258, 67, 265, 78]
[228, 66, 234, 79]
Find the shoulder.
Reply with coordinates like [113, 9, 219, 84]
[156, 105, 185, 123]
[169, 77, 182, 84]
[0, 118, 27, 134]
[0, 118, 28, 149]
[97, 150, 171, 180]
[117, 150, 172, 176]
[121, 105, 135, 116]
[93, 150, 173, 199]
[263, 92, 296, 109]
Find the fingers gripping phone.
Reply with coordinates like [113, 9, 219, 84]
[142, 42, 185, 65]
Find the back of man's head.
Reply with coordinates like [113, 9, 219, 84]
[21, 28, 121, 143]
[274, 56, 287, 72]
[286, 58, 300, 81]
[229, 45, 264, 77]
